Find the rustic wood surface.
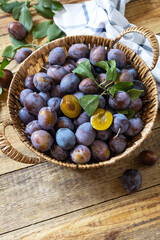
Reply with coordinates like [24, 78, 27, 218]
[0, 0, 160, 239]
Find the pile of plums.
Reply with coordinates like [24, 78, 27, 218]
[18, 43, 146, 165]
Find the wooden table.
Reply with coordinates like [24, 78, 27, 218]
[0, 1, 160, 239]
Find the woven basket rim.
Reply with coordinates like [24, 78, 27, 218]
[7, 35, 159, 169]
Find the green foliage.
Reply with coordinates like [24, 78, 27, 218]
[47, 24, 64, 42]
[10, 36, 27, 47]
[72, 59, 95, 81]
[0, 1, 20, 13]
[32, 20, 53, 39]
[109, 82, 133, 97]
[117, 109, 135, 119]
[38, 0, 52, 8]
[0, 0, 10, 4]
[0, 58, 10, 70]
[127, 109, 135, 119]
[33, 4, 54, 19]
[127, 89, 144, 101]
[95, 60, 117, 82]
[2, 45, 16, 59]
[52, 1, 64, 11]
[0, 58, 10, 77]
[12, 4, 24, 20]
[0, 0, 65, 59]
[19, 5, 33, 32]
[78, 95, 100, 116]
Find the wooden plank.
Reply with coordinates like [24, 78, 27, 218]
[126, 0, 160, 34]
[1, 185, 160, 240]
[0, 126, 160, 234]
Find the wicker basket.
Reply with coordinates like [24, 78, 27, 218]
[0, 26, 159, 169]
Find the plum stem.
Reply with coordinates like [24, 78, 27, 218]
[114, 127, 121, 139]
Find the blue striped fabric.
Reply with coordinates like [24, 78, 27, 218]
[54, 0, 160, 106]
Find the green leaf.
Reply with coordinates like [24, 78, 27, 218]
[0, 1, 20, 13]
[2, 45, 16, 59]
[108, 60, 117, 81]
[108, 60, 116, 69]
[10, 36, 27, 47]
[109, 82, 133, 97]
[33, 4, 54, 19]
[117, 108, 135, 119]
[12, 4, 23, 20]
[47, 23, 63, 42]
[38, 0, 52, 8]
[32, 20, 53, 39]
[0, 0, 10, 4]
[95, 61, 110, 72]
[127, 89, 144, 101]
[57, 31, 66, 38]
[78, 95, 99, 116]
[19, 5, 33, 32]
[0, 70, 4, 78]
[127, 109, 135, 119]
[96, 61, 112, 82]
[112, 68, 118, 81]
[72, 59, 95, 81]
[0, 58, 10, 78]
[0, 58, 10, 70]
[0, 88, 3, 95]
[52, 1, 64, 11]
[95, 60, 117, 82]
[117, 109, 129, 115]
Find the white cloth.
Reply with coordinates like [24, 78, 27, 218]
[54, 0, 160, 94]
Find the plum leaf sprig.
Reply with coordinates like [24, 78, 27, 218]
[73, 59, 144, 117]
[73, 59, 118, 116]
[109, 82, 133, 97]
[72, 59, 95, 82]
[73, 59, 117, 116]
[95, 60, 117, 84]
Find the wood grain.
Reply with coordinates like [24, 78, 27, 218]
[2, 185, 160, 240]
[0, 0, 160, 239]
[0, 126, 160, 234]
[125, 0, 160, 34]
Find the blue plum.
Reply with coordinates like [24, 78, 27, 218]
[56, 128, 76, 150]
[19, 107, 35, 125]
[75, 122, 96, 146]
[108, 49, 127, 69]
[49, 47, 66, 65]
[31, 130, 53, 152]
[60, 73, 80, 93]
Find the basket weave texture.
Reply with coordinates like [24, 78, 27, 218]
[0, 26, 159, 169]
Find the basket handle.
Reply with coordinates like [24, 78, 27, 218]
[114, 26, 159, 71]
[0, 119, 44, 164]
